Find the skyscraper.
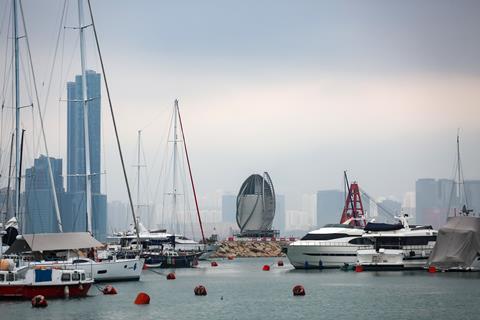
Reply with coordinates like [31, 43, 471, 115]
[64, 70, 107, 240]
[273, 194, 285, 234]
[316, 190, 344, 227]
[24, 156, 64, 234]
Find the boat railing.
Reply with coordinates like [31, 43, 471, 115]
[292, 241, 372, 248]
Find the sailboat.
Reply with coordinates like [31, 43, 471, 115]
[140, 99, 208, 268]
[3, 0, 144, 282]
[0, 0, 93, 299]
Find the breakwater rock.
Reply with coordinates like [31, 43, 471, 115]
[211, 240, 287, 258]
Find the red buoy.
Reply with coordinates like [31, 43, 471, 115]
[227, 255, 234, 260]
[428, 266, 437, 273]
[102, 285, 118, 295]
[194, 285, 207, 296]
[142, 263, 148, 270]
[166, 272, 176, 280]
[211, 261, 218, 267]
[277, 260, 284, 267]
[292, 285, 305, 296]
[355, 265, 363, 272]
[134, 292, 150, 305]
[31, 295, 48, 308]
[262, 265, 270, 271]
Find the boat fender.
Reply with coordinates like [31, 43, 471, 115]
[102, 285, 118, 294]
[262, 265, 270, 271]
[31, 295, 48, 308]
[292, 285, 305, 296]
[428, 266, 437, 273]
[166, 272, 176, 280]
[134, 292, 150, 304]
[194, 285, 207, 296]
[277, 260, 284, 267]
[64, 285, 70, 298]
[211, 261, 218, 267]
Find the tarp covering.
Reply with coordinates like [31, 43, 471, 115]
[428, 216, 480, 270]
[5, 232, 103, 254]
[364, 223, 403, 232]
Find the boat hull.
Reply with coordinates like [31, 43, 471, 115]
[0, 283, 91, 299]
[144, 253, 200, 268]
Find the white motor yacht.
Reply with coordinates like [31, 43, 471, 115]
[287, 224, 370, 268]
[356, 215, 437, 270]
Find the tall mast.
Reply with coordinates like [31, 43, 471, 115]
[13, 0, 20, 220]
[456, 132, 462, 202]
[136, 130, 141, 221]
[78, 0, 93, 234]
[172, 100, 178, 233]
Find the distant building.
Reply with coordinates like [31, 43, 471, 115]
[107, 200, 130, 233]
[377, 198, 402, 217]
[24, 156, 64, 234]
[273, 194, 285, 235]
[221, 194, 236, 223]
[286, 210, 314, 232]
[402, 192, 416, 223]
[65, 70, 107, 240]
[465, 180, 480, 214]
[316, 190, 344, 227]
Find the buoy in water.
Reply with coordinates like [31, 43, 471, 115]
[277, 260, 284, 267]
[355, 265, 363, 272]
[102, 285, 118, 295]
[211, 261, 218, 267]
[166, 272, 176, 280]
[227, 255, 234, 260]
[262, 265, 270, 271]
[134, 292, 150, 305]
[428, 266, 437, 273]
[292, 285, 306, 296]
[31, 295, 48, 308]
[194, 285, 207, 296]
[142, 263, 148, 270]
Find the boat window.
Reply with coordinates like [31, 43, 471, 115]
[61, 273, 71, 282]
[72, 259, 89, 264]
[401, 236, 437, 246]
[72, 273, 80, 281]
[6, 273, 14, 281]
[323, 224, 354, 229]
[301, 233, 353, 241]
[0, 274, 4, 282]
[348, 238, 374, 245]
[97, 270, 107, 274]
[81, 273, 86, 280]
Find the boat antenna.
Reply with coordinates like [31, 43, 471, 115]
[86, 0, 141, 246]
[176, 100, 206, 245]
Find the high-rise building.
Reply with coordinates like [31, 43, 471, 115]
[416, 178, 458, 228]
[64, 70, 107, 240]
[221, 194, 236, 223]
[316, 190, 344, 227]
[273, 194, 285, 234]
[465, 180, 480, 214]
[24, 156, 64, 234]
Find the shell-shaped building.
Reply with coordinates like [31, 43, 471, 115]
[236, 172, 276, 232]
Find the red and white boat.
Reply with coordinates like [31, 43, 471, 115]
[0, 260, 93, 299]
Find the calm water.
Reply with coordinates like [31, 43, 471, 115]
[1, 258, 480, 320]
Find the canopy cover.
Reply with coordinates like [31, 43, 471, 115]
[5, 232, 103, 254]
[428, 216, 480, 270]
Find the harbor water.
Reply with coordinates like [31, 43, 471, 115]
[1, 257, 480, 320]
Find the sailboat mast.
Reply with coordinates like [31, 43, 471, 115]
[78, 0, 93, 234]
[136, 130, 141, 221]
[172, 100, 179, 233]
[456, 132, 462, 202]
[13, 0, 21, 219]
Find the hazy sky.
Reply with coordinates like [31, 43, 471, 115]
[1, 0, 479, 210]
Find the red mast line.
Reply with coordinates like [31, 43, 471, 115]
[176, 102, 206, 245]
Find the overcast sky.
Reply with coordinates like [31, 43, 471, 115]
[1, 0, 479, 210]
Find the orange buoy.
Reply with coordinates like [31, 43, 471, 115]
[227, 255, 234, 260]
[31, 295, 48, 308]
[166, 272, 176, 280]
[134, 292, 150, 305]
[262, 265, 270, 271]
[211, 261, 218, 267]
[292, 285, 305, 296]
[428, 266, 437, 273]
[355, 265, 363, 272]
[194, 285, 207, 296]
[277, 260, 284, 267]
[102, 285, 117, 295]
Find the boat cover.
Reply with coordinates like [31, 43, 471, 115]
[428, 216, 480, 270]
[364, 223, 403, 232]
[5, 232, 103, 254]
